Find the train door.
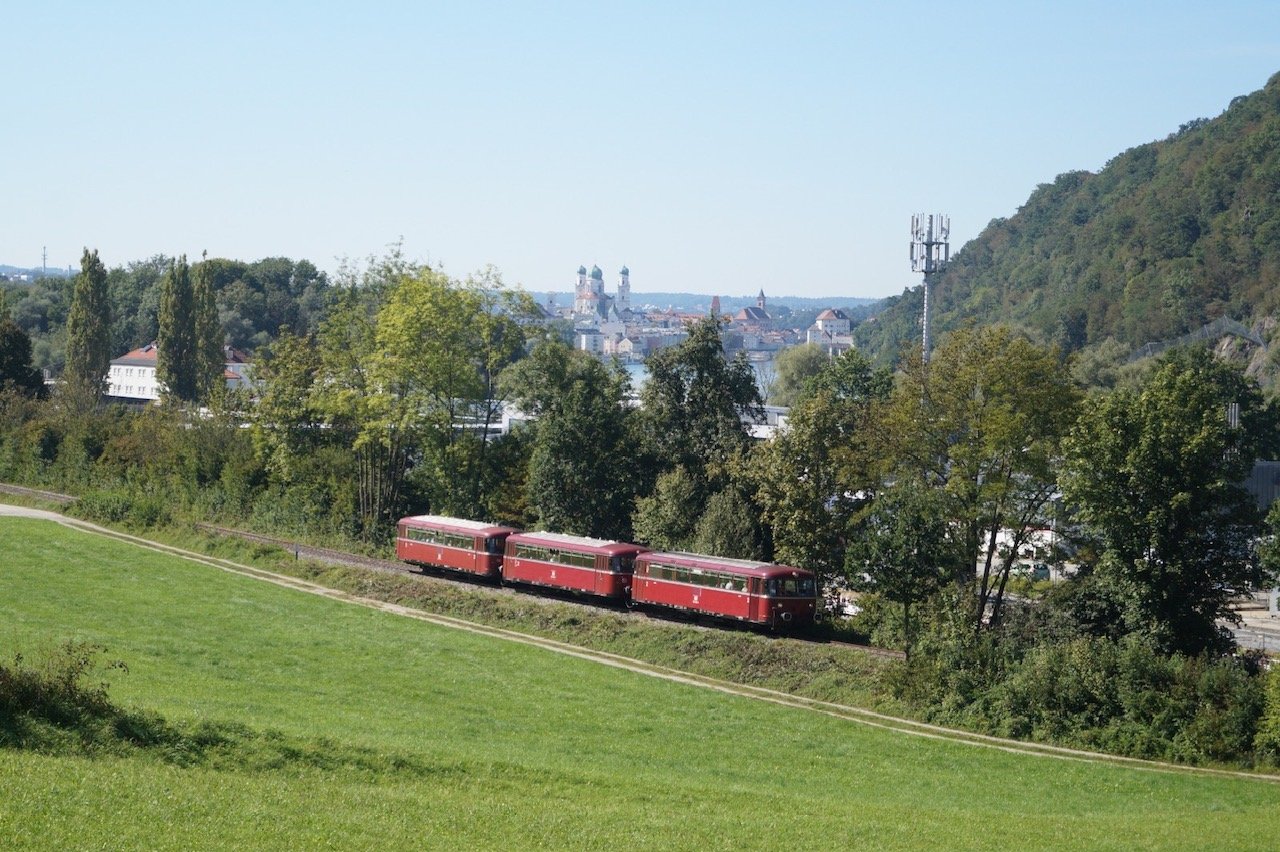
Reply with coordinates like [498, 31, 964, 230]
[747, 577, 763, 622]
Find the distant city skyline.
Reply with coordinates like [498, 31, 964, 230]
[4, 3, 1279, 299]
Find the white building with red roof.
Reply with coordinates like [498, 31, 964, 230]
[106, 343, 252, 404]
[805, 308, 854, 356]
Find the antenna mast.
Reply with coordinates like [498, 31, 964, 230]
[910, 213, 950, 363]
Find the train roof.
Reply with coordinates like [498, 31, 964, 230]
[507, 530, 648, 555]
[399, 514, 519, 536]
[638, 551, 811, 578]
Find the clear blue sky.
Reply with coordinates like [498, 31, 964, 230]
[5, 1, 1279, 299]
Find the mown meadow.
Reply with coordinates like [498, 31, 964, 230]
[1, 515, 1277, 850]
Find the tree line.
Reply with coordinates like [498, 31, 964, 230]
[4, 248, 1280, 767]
[0, 251, 332, 377]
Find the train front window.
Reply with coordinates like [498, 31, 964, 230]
[485, 536, 503, 555]
[765, 576, 817, 597]
[609, 556, 635, 574]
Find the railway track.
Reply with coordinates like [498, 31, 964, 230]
[0, 483, 900, 658]
[10, 501, 1276, 785]
[193, 523, 412, 576]
[192, 521, 905, 659]
[0, 483, 76, 505]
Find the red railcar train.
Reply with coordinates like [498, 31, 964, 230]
[394, 515, 819, 630]
[633, 551, 818, 628]
[502, 531, 648, 599]
[396, 515, 519, 579]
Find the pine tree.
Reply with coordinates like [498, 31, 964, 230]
[193, 251, 225, 404]
[157, 255, 198, 403]
[63, 248, 112, 406]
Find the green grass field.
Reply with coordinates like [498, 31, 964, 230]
[1, 516, 1277, 850]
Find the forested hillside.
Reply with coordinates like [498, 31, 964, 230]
[856, 71, 1280, 379]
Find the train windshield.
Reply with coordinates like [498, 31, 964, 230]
[765, 576, 817, 597]
[485, 536, 504, 555]
[609, 555, 636, 574]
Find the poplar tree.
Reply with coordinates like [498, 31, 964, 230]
[63, 248, 112, 405]
[193, 251, 225, 404]
[157, 255, 198, 403]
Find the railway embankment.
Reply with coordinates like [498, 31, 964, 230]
[0, 498, 897, 717]
[7, 501, 1280, 785]
[6, 488, 1280, 776]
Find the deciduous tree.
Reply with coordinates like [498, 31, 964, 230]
[1061, 346, 1274, 655]
[506, 339, 639, 539]
[373, 266, 528, 518]
[767, 342, 830, 406]
[0, 315, 45, 398]
[884, 327, 1080, 630]
[848, 476, 960, 657]
[641, 316, 763, 479]
[753, 348, 891, 586]
[635, 316, 762, 543]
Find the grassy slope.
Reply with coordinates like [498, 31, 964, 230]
[1, 516, 1276, 850]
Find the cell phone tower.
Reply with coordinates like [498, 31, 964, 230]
[910, 213, 950, 363]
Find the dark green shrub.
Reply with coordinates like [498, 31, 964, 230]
[1253, 665, 1280, 762]
[0, 641, 125, 748]
[71, 487, 172, 529]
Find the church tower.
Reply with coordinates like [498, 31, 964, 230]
[618, 266, 631, 311]
[574, 265, 591, 315]
[756, 289, 767, 312]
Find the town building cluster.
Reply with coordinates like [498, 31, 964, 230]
[100, 264, 858, 409]
[553, 265, 854, 362]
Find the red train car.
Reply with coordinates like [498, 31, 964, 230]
[396, 515, 519, 579]
[632, 552, 818, 628]
[502, 531, 649, 599]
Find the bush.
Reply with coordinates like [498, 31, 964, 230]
[71, 487, 172, 529]
[978, 636, 1265, 764]
[0, 641, 126, 749]
[1254, 665, 1280, 762]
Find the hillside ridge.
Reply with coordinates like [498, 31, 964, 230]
[855, 70, 1280, 383]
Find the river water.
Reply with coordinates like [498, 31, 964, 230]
[622, 359, 775, 395]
